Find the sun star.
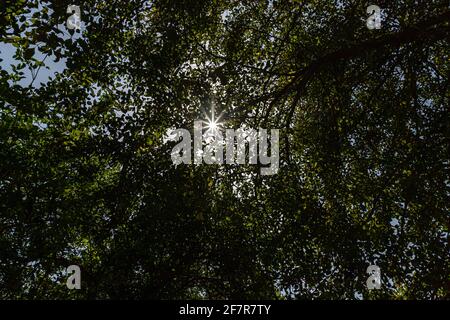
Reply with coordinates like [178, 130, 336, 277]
[203, 104, 223, 135]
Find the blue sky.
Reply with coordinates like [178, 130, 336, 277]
[0, 40, 67, 88]
[0, 3, 85, 88]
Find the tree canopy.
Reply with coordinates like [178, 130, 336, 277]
[0, 0, 449, 299]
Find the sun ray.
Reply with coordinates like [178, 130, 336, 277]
[203, 103, 224, 135]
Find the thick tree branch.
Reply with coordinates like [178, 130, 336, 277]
[268, 11, 450, 126]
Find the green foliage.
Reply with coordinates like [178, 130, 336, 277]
[0, 0, 449, 299]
